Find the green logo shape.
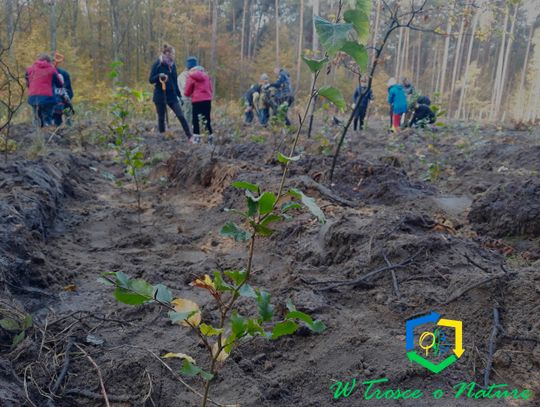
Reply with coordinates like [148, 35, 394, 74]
[407, 351, 457, 374]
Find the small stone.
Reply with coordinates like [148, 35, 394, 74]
[264, 361, 273, 371]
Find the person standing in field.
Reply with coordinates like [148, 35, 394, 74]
[52, 53, 74, 126]
[177, 58, 194, 128]
[243, 73, 269, 124]
[352, 75, 373, 131]
[149, 43, 192, 142]
[387, 77, 408, 133]
[183, 57, 214, 143]
[25, 53, 64, 127]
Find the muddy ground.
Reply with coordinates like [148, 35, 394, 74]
[1, 118, 539, 407]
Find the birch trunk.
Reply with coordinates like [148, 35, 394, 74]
[296, 0, 304, 93]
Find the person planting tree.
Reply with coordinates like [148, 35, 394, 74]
[387, 77, 408, 133]
[149, 43, 192, 142]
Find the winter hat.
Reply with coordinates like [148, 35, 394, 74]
[387, 77, 397, 87]
[417, 96, 431, 106]
[186, 57, 198, 70]
[37, 53, 52, 62]
[260, 73, 269, 82]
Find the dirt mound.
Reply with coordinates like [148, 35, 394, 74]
[0, 152, 89, 294]
[468, 179, 540, 238]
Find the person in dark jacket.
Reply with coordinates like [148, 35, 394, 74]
[26, 53, 64, 127]
[268, 67, 293, 125]
[387, 77, 408, 133]
[243, 73, 269, 124]
[149, 43, 192, 141]
[52, 53, 74, 126]
[409, 96, 436, 128]
[352, 76, 373, 131]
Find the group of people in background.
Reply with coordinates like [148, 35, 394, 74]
[25, 43, 436, 140]
[243, 68, 294, 127]
[26, 53, 74, 128]
[149, 43, 213, 144]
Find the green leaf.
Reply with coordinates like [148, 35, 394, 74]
[301, 55, 329, 73]
[238, 283, 257, 298]
[0, 318, 20, 332]
[343, 9, 370, 43]
[231, 311, 247, 337]
[288, 188, 326, 223]
[271, 320, 299, 339]
[22, 315, 33, 330]
[256, 290, 274, 323]
[435, 121, 445, 127]
[318, 86, 346, 111]
[200, 323, 224, 336]
[246, 196, 258, 217]
[252, 223, 274, 237]
[12, 331, 25, 347]
[314, 16, 353, 56]
[224, 269, 247, 286]
[114, 276, 155, 305]
[277, 152, 301, 164]
[340, 41, 368, 71]
[232, 181, 259, 193]
[154, 284, 173, 304]
[286, 299, 297, 312]
[355, 0, 372, 15]
[180, 359, 214, 381]
[281, 201, 302, 213]
[220, 221, 252, 242]
[246, 318, 265, 337]
[213, 272, 234, 292]
[286, 310, 326, 333]
[115, 271, 130, 287]
[223, 208, 248, 218]
[168, 310, 197, 323]
[258, 192, 277, 215]
[97, 277, 114, 286]
[261, 214, 284, 226]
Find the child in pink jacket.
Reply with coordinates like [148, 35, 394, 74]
[184, 57, 213, 141]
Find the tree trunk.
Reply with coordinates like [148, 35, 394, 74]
[296, 0, 304, 93]
[490, 6, 508, 120]
[415, 32, 421, 86]
[448, 4, 467, 115]
[371, 0, 381, 64]
[516, 24, 534, 120]
[50, 0, 57, 53]
[240, 0, 248, 64]
[457, 8, 479, 119]
[495, 4, 518, 119]
[438, 1, 453, 99]
[211, 0, 218, 83]
[275, 0, 280, 68]
[394, 28, 403, 78]
[312, 0, 320, 54]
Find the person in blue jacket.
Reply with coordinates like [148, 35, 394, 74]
[352, 75, 373, 131]
[149, 43, 192, 141]
[387, 77, 408, 132]
[53, 64, 74, 126]
[268, 67, 293, 125]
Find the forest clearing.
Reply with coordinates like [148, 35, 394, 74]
[1, 0, 539, 406]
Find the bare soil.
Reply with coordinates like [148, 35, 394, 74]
[1, 121, 539, 407]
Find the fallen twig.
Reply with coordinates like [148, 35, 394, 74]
[463, 253, 492, 274]
[296, 175, 356, 207]
[483, 308, 500, 387]
[46, 337, 75, 406]
[383, 253, 401, 300]
[443, 273, 505, 305]
[74, 344, 111, 407]
[315, 250, 421, 291]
